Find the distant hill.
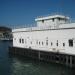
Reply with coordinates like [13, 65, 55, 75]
[0, 26, 12, 40]
[0, 26, 11, 32]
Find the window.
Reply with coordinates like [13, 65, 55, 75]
[31, 41, 32, 44]
[39, 42, 40, 45]
[51, 42, 53, 46]
[19, 39, 21, 43]
[58, 18, 61, 21]
[63, 43, 65, 47]
[56, 40, 58, 46]
[69, 39, 73, 47]
[46, 40, 48, 45]
[52, 18, 54, 22]
[42, 42, 44, 45]
[36, 40, 38, 44]
[22, 39, 24, 43]
[42, 20, 44, 23]
[56, 43, 58, 46]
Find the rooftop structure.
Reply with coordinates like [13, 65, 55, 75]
[35, 15, 69, 28]
[12, 14, 72, 32]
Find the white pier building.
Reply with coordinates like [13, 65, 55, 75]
[12, 14, 75, 67]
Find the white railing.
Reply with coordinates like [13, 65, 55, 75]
[12, 25, 58, 32]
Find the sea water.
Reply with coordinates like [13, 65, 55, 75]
[0, 41, 74, 75]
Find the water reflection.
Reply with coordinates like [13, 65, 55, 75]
[9, 56, 75, 75]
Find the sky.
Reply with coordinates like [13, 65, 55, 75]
[0, 0, 75, 28]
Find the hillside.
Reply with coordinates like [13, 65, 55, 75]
[0, 26, 11, 32]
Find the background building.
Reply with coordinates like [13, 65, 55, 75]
[0, 26, 12, 40]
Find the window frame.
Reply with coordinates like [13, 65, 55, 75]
[19, 38, 21, 43]
[68, 39, 73, 47]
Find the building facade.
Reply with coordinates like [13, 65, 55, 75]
[12, 15, 75, 67]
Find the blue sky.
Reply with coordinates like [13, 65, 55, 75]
[0, 0, 75, 28]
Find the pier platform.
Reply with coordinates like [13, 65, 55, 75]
[9, 47, 75, 68]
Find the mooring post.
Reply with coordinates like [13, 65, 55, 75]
[66, 55, 68, 66]
[70, 56, 72, 67]
[38, 51, 40, 60]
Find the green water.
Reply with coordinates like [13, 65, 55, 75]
[0, 41, 74, 75]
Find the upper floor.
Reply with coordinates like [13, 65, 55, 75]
[35, 15, 70, 28]
[12, 14, 75, 33]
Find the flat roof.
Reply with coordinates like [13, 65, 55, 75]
[12, 23, 75, 33]
[35, 15, 69, 21]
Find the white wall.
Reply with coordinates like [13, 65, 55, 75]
[37, 19, 55, 27]
[13, 28, 75, 55]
